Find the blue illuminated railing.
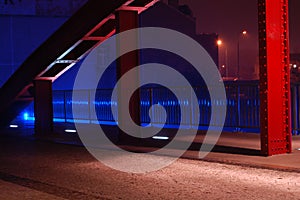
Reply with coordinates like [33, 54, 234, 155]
[19, 81, 300, 135]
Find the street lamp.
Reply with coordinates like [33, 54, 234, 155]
[217, 39, 222, 46]
[217, 39, 228, 78]
[217, 39, 223, 76]
[237, 30, 247, 80]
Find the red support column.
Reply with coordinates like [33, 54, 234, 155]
[34, 79, 53, 135]
[115, 10, 141, 142]
[258, 0, 292, 156]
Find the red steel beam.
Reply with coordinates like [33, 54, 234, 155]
[116, 10, 141, 142]
[34, 79, 53, 135]
[258, 0, 292, 156]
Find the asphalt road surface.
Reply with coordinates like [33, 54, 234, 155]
[0, 136, 299, 200]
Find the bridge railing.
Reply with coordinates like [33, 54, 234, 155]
[20, 81, 300, 135]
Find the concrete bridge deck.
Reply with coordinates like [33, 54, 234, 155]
[0, 125, 300, 199]
[1, 122, 300, 172]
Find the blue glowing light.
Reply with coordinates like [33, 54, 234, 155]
[23, 112, 29, 120]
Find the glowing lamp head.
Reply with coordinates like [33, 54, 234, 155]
[217, 39, 222, 46]
[293, 64, 297, 69]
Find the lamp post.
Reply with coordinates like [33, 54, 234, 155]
[237, 30, 247, 80]
[217, 39, 222, 75]
[217, 39, 228, 78]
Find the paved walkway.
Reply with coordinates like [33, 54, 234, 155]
[1, 135, 299, 200]
[1, 122, 300, 172]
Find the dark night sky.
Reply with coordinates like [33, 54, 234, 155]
[178, 0, 300, 77]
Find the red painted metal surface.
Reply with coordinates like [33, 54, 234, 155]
[34, 79, 53, 134]
[258, 0, 292, 155]
[116, 10, 141, 141]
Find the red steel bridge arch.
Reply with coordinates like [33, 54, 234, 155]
[0, 0, 292, 156]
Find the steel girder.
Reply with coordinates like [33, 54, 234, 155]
[258, 0, 292, 155]
[0, 0, 159, 127]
